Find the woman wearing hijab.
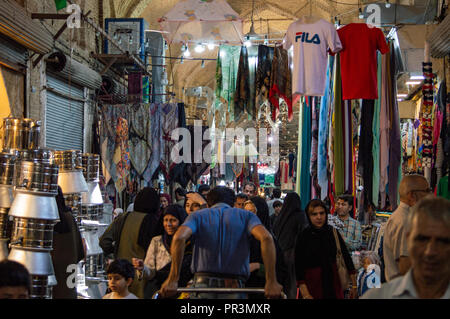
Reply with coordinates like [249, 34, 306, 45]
[51, 186, 85, 299]
[246, 196, 288, 298]
[160, 193, 171, 209]
[99, 187, 162, 299]
[272, 192, 307, 299]
[132, 205, 192, 298]
[295, 199, 357, 299]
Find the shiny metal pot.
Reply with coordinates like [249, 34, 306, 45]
[58, 170, 88, 194]
[79, 205, 103, 221]
[0, 185, 13, 208]
[30, 275, 50, 299]
[9, 189, 59, 220]
[8, 247, 55, 276]
[2, 118, 22, 150]
[10, 217, 56, 250]
[0, 152, 16, 186]
[54, 150, 82, 171]
[16, 161, 59, 194]
[0, 208, 10, 239]
[21, 119, 41, 150]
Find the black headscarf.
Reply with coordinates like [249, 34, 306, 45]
[273, 192, 307, 250]
[295, 199, 338, 299]
[54, 186, 72, 234]
[249, 196, 272, 232]
[161, 204, 188, 253]
[134, 187, 161, 250]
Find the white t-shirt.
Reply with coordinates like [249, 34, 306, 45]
[283, 17, 342, 96]
[103, 292, 139, 299]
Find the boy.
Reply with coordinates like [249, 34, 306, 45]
[103, 259, 139, 299]
[0, 260, 30, 299]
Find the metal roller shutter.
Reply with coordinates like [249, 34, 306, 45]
[46, 75, 84, 151]
[0, 33, 27, 70]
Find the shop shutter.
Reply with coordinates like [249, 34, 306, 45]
[46, 75, 85, 151]
[0, 33, 27, 70]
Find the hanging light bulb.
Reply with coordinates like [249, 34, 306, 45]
[264, 35, 269, 46]
[183, 47, 191, 57]
[207, 43, 215, 51]
[385, 0, 391, 8]
[129, 35, 133, 45]
[201, 60, 205, 68]
[358, 8, 364, 19]
[195, 44, 205, 53]
[244, 35, 252, 47]
[180, 56, 184, 64]
[118, 37, 122, 45]
[113, 32, 118, 40]
[145, 39, 150, 49]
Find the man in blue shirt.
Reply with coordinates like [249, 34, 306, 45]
[160, 186, 283, 299]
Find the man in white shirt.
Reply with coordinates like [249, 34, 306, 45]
[383, 174, 431, 281]
[362, 196, 450, 299]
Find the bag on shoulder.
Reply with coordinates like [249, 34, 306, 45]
[333, 227, 350, 289]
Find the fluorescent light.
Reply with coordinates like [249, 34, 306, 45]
[410, 75, 425, 80]
[405, 81, 421, 85]
[397, 94, 408, 97]
[397, 98, 403, 102]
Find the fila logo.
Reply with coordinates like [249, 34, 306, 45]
[295, 32, 321, 44]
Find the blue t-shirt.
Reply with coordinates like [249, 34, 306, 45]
[182, 203, 262, 278]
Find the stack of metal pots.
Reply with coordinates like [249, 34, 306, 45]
[53, 150, 88, 225]
[1, 117, 60, 299]
[80, 154, 105, 278]
[0, 152, 16, 260]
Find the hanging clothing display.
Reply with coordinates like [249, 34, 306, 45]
[128, 104, 152, 176]
[215, 45, 241, 121]
[255, 45, 274, 114]
[333, 55, 345, 197]
[160, 103, 179, 182]
[299, 97, 312, 210]
[269, 46, 292, 121]
[387, 42, 401, 211]
[318, 56, 335, 199]
[143, 103, 163, 184]
[337, 23, 389, 100]
[283, 17, 342, 97]
[114, 117, 131, 193]
[234, 46, 250, 120]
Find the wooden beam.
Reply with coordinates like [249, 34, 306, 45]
[100, 57, 118, 75]
[31, 13, 70, 20]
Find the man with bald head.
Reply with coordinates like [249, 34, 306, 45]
[383, 174, 432, 281]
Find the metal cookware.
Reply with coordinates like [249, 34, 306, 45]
[10, 217, 56, 250]
[0, 152, 16, 186]
[9, 189, 59, 220]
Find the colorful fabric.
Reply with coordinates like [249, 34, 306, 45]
[255, 45, 274, 116]
[300, 98, 312, 210]
[372, 54, 382, 205]
[234, 46, 250, 120]
[115, 117, 131, 192]
[215, 45, 241, 121]
[269, 46, 292, 121]
[333, 56, 345, 196]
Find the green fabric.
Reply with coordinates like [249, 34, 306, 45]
[296, 99, 303, 195]
[54, 0, 67, 10]
[215, 45, 241, 121]
[300, 98, 312, 211]
[372, 53, 382, 204]
[437, 176, 450, 200]
[334, 55, 344, 196]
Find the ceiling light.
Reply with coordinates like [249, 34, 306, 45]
[201, 60, 205, 68]
[397, 94, 408, 97]
[207, 43, 215, 50]
[359, 8, 364, 19]
[244, 35, 252, 47]
[397, 98, 403, 102]
[410, 75, 425, 80]
[264, 35, 269, 46]
[195, 44, 205, 53]
[385, 0, 391, 8]
[405, 81, 421, 85]
[183, 47, 191, 57]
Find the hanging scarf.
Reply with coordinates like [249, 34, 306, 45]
[269, 46, 292, 121]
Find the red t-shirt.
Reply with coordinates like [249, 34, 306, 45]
[337, 23, 389, 100]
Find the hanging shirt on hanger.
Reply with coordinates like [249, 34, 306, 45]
[283, 17, 342, 97]
[336, 23, 389, 100]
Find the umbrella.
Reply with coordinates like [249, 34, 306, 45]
[159, 0, 244, 46]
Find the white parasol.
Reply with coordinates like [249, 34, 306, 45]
[159, 0, 244, 46]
